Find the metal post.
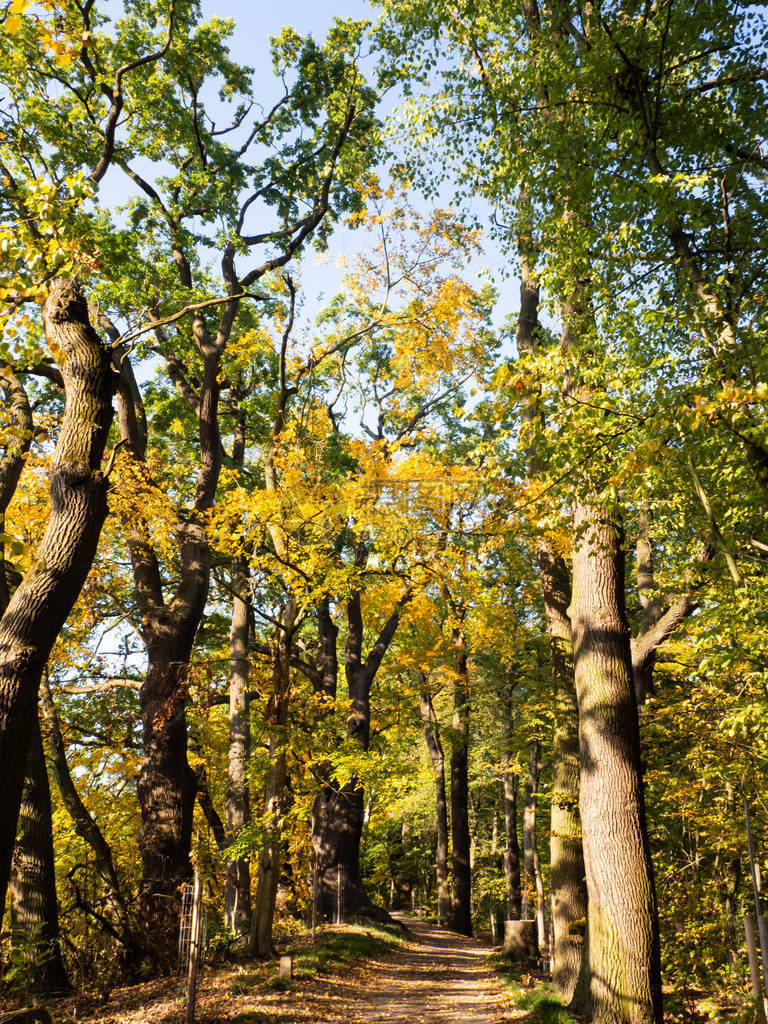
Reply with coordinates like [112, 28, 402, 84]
[185, 862, 203, 1024]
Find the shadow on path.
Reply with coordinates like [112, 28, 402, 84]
[306, 912, 516, 1024]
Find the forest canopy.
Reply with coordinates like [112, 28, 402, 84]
[0, 2, 767, 1023]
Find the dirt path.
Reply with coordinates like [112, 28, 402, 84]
[303, 913, 516, 1024]
[46, 914, 520, 1024]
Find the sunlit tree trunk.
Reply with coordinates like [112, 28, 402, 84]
[0, 279, 114, 928]
[571, 502, 663, 1024]
[515, 199, 587, 995]
[536, 542, 587, 999]
[10, 712, 70, 993]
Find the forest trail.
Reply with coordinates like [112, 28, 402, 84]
[47, 914, 523, 1024]
[302, 912, 516, 1023]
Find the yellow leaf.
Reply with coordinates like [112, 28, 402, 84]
[4, 14, 22, 33]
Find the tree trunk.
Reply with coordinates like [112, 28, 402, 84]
[311, 571, 409, 919]
[450, 625, 472, 937]
[9, 712, 70, 993]
[309, 596, 369, 919]
[312, 781, 367, 918]
[0, 279, 114, 927]
[116, 340, 222, 957]
[522, 740, 541, 957]
[137, 629, 200, 947]
[533, 834, 546, 958]
[503, 769, 522, 921]
[224, 560, 251, 939]
[537, 542, 588, 1000]
[249, 599, 295, 957]
[419, 685, 450, 923]
[570, 502, 663, 1024]
[515, 190, 588, 996]
[249, 735, 287, 957]
[0, 369, 66, 989]
[504, 919, 538, 961]
[502, 680, 522, 921]
[39, 672, 133, 949]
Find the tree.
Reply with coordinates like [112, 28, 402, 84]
[2, 1, 380, 951]
[0, 279, 115, 931]
[9, 712, 70, 993]
[418, 678, 450, 923]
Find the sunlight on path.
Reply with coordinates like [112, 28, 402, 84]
[312, 912, 516, 1024]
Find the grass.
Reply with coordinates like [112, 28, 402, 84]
[490, 953, 577, 1024]
[285, 921, 404, 981]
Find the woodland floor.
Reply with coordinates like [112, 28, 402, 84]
[39, 914, 545, 1024]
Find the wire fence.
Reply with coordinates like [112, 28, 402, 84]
[178, 879, 207, 977]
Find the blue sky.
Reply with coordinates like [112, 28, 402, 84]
[200, 0, 377, 63]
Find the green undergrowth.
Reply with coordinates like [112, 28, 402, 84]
[490, 954, 577, 1024]
[283, 920, 404, 982]
[222, 920, 404, 1003]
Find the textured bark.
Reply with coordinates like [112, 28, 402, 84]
[308, 596, 355, 920]
[316, 596, 339, 702]
[419, 684, 450, 922]
[9, 712, 70, 993]
[39, 673, 133, 949]
[515, 193, 587, 997]
[449, 624, 472, 937]
[136, 627, 200, 945]
[0, 279, 114, 928]
[533, 829, 546, 957]
[224, 560, 251, 939]
[504, 919, 538, 961]
[0, 371, 65, 988]
[571, 503, 663, 1024]
[312, 780, 367, 919]
[537, 542, 587, 1000]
